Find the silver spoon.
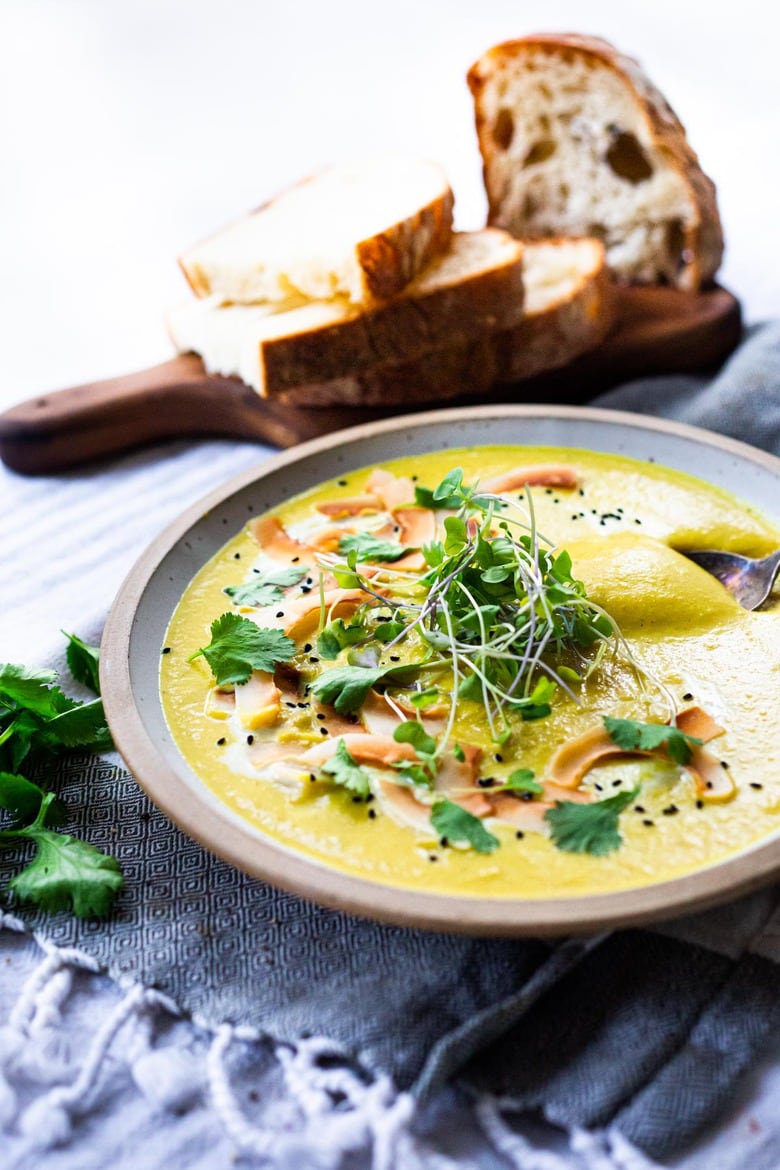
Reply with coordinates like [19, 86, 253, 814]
[685, 548, 780, 610]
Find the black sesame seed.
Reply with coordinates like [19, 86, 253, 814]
[545, 488, 553, 495]
[696, 799, 704, 808]
[477, 777, 495, 788]
[300, 586, 311, 594]
[662, 805, 679, 816]
[428, 855, 438, 862]
[750, 782, 764, 790]
[553, 497, 560, 504]
[234, 553, 241, 559]
[309, 773, 317, 783]
[521, 792, 534, 802]
[721, 761, 730, 770]
[366, 794, 375, 803]
[309, 656, 319, 664]
[284, 701, 297, 708]
[411, 475, 418, 481]
[306, 577, 313, 585]
[297, 702, 308, 709]
[316, 713, 326, 721]
[578, 489, 585, 497]
[389, 656, 400, 662]
[291, 556, 300, 563]
[217, 737, 226, 746]
[595, 783, 603, 792]
[351, 796, 362, 804]
[275, 611, 285, 618]
[515, 830, 524, 839]
[439, 837, 448, 847]
[348, 714, 359, 724]
[161, 646, 171, 655]
[634, 805, 645, 813]
[612, 779, 623, 787]
[705, 781, 713, 789]
[246, 735, 254, 745]
[634, 518, 642, 525]
[643, 819, 654, 827]
[304, 643, 312, 652]
[683, 692, 693, 701]
[494, 754, 503, 762]
[320, 727, 328, 736]
[368, 809, 376, 819]
[337, 479, 348, 487]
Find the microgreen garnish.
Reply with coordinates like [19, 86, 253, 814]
[503, 769, 543, 794]
[545, 786, 639, 856]
[190, 613, 295, 686]
[393, 720, 437, 757]
[409, 688, 440, 709]
[317, 618, 366, 660]
[321, 740, 371, 797]
[430, 800, 499, 854]
[603, 717, 703, 765]
[337, 533, 409, 562]
[224, 565, 307, 608]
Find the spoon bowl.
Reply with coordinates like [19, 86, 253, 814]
[685, 548, 780, 610]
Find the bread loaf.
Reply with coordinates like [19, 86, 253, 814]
[179, 157, 454, 306]
[168, 229, 525, 397]
[467, 34, 723, 290]
[170, 237, 610, 406]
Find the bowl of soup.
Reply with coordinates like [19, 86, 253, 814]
[101, 406, 780, 935]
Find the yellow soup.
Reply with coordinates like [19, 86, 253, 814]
[160, 447, 780, 898]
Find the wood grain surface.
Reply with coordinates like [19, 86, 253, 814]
[0, 285, 741, 475]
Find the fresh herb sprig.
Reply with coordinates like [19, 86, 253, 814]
[0, 640, 123, 918]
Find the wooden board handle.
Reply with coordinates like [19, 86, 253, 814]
[0, 355, 304, 474]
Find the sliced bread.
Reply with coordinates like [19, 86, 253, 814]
[168, 229, 525, 397]
[169, 237, 609, 407]
[467, 34, 723, 290]
[179, 157, 454, 306]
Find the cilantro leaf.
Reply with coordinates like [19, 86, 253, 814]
[191, 613, 295, 686]
[0, 771, 44, 823]
[310, 665, 390, 714]
[503, 769, 543, 794]
[46, 698, 114, 752]
[431, 800, 499, 854]
[393, 720, 436, 757]
[9, 830, 124, 917]
[224, 566, 307, 608]
[321, 740, 371, 797]
[337, 533, 409, 562]
[0, 663, 71, 717]
[603, 717, 702, 765]
[545, 786, 638, 856]
[63, 632, 102, 694]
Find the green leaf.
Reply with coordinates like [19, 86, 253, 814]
[373, 621, 406, 643]
[9, 826, 124, 917]
[63, 632, 102, 694]
[46, 698, 113, 752]
[337, 533, 409, 562]
[431, 800, 499, 854]
[393, 762, 434, 789]
[0, 771, 44, 823]
[503, 769, 543, 794]
[321, 740, 371, 797]
[422, 541, 444, 567]
[443, 515, 468, 554]
[433, 468, 463, 502]
[190, 613, 295, 686]
[0, 663, 70, 717]
[224, 565, 307, 607]
[317, 618, 366, 660]
[453, 743, 465, 762]
[409, 689, 439, 709]
[545, 787, 638, 856]
[310, 665, 389, 715]
[603, 717, 702, 765]
[393, 720, 436, 757]
[457, 673, 483, 701]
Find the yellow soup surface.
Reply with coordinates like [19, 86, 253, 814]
[160, 446, 780, 898]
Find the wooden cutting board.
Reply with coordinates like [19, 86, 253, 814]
[0, 285, 740, 475]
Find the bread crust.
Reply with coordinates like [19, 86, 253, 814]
[467, 34, 723, 291]
[179, 162, 455, 305]
[280, 238, 613, 405]
[258, 231, 524, 395]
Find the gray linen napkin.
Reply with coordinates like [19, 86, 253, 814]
[4, 321, 780, 1163]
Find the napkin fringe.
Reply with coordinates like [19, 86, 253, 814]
[0, 919, 660, 1168]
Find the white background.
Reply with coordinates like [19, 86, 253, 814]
[1, 0, 778, 410]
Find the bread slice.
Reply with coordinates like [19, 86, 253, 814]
[168, 229, 525, 397]
[169, 237, 609, 406]
[178, 157, 454, 306]
[494, 236, 614, 383]
[467, 34, 723, 290]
